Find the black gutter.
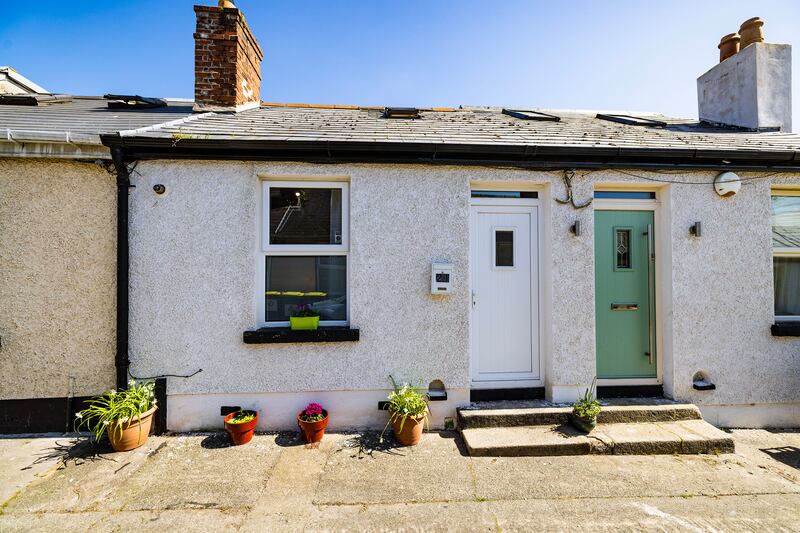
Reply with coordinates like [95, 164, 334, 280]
[100, 136, 800, 172]
[111, 146, 130, 390]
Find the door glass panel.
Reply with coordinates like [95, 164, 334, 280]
[495, 230, 514, 267]
[269, 187, 342, 245]
[615, 229, 631, 269]
[774, 256, 800, 317]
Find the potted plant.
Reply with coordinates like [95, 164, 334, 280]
[223, 409, 259, 445]
[75, 380, 157, 452]
[570, 378, 601, 433]
[380, 376, 429, 446]
[297, 402, 329, 443]
[290, 304, 320, 331]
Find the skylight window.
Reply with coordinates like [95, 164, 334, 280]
[0, 94, 73, 106]
[502, 109, 560, 122]
[104, 94, 167, 109]
[596, 114, 667, 128]
[382, 107, 420, 119]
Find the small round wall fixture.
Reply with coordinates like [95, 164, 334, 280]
[714, 171, 741, 197]
[153, 184, 166, 195]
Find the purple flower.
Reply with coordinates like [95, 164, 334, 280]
[304, 402, 323, 417]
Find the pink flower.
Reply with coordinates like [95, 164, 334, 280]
[304, 402, 323, 417]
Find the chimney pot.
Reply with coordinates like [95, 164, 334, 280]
[718, 33, 741, 63]
[739, 17, 765, 49]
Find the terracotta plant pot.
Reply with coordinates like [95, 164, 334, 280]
[297, 410, 329, 443]
[390, 411, 425, 446]
[718, 32, 741, 63]
[570, 414, 597, 434]
[107, 406, 157, 452]
[739, 17, 764, 49]
[224, 410, 259, 446]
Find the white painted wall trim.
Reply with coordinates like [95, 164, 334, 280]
[167, 389, 471, 432]
[547, 384, 587, 404]
[699, 402, 800, 428]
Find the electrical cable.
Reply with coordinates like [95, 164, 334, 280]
[128, 368, 203, 380]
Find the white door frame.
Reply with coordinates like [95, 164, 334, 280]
[593, 194, 665, 387]
[469, 195, 544, 389]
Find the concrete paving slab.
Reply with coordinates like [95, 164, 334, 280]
[0, 435, 66, 505]
[488, 493, 800, 532]
[471, 453, 800, 501]
[672, 419, 735, 454]
[459, 402, 702, 429]
[314, 432, 475, 505]
[601, 422, 684, 455]
[305, 501, 499, 532]
[240, 433, 342, 532]
[112, 434, 282, 512]
[461, 425, 599, 456]
[1, 436, 164, 514]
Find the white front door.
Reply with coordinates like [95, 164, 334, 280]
[470, 203, 540, 386]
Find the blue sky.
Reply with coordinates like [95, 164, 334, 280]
[3, 1, 799, 124]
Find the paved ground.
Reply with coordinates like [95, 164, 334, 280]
[1, 429, 799, 532]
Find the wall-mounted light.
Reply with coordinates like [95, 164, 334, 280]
[570, 220, 581, 236]
[689, 221, 702, 237]
[153, 184, 166, 195]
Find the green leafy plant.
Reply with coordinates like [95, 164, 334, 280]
[75, 380, 156, 442]
[228, 410, 257, 424]
[572, 377, 601, 421]
[380, 376, 429, 443]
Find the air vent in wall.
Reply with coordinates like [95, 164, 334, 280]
[382, 107, 420, 119]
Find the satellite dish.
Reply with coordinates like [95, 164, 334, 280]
[714, 172, 741, 197]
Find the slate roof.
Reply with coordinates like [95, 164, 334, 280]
[0, 96, 194, 145]
[115, 105, 800, 156]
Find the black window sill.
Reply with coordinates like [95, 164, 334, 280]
[243, 327, 360, 344]
[771, 322, 800, 337]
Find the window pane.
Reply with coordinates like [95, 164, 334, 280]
[615, 229, 631, 269]
[495, 230, 514, 267]
[774, 256, 800, 317]
[269, 187, 342, 245]
[772, 196, 800, 248]
[265, 256, 346, 322]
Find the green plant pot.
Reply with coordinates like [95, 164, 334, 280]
[570, 414, 597, 433]
[290, 316, 319, 330]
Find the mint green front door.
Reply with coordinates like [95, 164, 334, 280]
[594, 210, 656, 379]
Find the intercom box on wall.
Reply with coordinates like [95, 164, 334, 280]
[431, 263, 453, 294]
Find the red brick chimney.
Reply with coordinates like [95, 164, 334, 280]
[193, 1, 263, 112]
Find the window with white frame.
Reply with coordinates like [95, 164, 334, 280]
[261, 180, 349, 326]
[771, 189, 800, 321]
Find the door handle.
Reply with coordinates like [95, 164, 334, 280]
[611, 303, 638, 311]
[472, 291, 477, 308]
[645, 223, 654, 365]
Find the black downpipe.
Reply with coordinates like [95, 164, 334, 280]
[111, 146, 130, 391]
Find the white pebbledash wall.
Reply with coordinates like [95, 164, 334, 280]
[128, 161, 800, 430]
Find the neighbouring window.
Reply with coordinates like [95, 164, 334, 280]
[771, 190, 800, 320]
[261, 181, 349, 326]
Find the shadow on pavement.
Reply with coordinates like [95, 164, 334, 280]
[761, 446, 800, 470]
[31, 437, 116, 468]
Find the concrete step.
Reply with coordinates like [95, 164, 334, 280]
[458, 399, 702, 430]
[461, 419, 735, 457]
